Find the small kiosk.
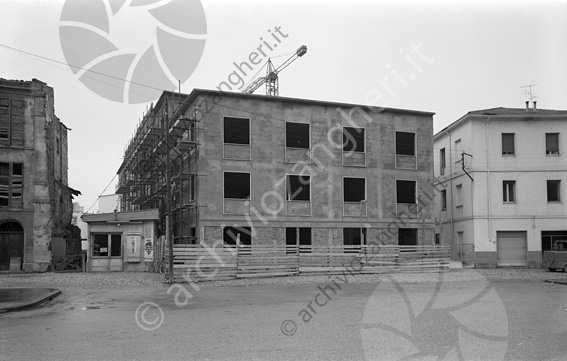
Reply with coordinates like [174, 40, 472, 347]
[82, 209, 160, 272]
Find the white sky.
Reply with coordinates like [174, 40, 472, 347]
[1, 0, 566, 212]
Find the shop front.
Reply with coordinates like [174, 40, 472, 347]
[82, 209, 160, 272]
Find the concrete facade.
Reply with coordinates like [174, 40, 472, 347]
[0, 78, 74, 272]
[117, 90, 435, 253]
[433, 104, 567, 268]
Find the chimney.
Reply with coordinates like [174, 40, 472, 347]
[533, 100, 537, 111]
[525, 100, 529, 112]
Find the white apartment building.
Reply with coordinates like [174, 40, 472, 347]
[433, 102, 567, 268]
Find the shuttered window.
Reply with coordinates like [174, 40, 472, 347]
[0, 162, 23, 208]
[502, 133, 515, 155]
[0, 99, 24, 147]
[545, 133, 559, 155]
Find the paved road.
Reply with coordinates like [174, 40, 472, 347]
[0, 271, 566, 361]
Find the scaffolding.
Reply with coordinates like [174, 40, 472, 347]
[116, 92, 200, 246]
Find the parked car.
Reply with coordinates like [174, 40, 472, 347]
[543, 240, 567, 272]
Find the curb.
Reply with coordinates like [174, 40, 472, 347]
[0, 288, 62, 314]
[545, 279, 567, 286]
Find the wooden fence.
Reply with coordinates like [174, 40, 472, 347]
[166, 244, 450, 282]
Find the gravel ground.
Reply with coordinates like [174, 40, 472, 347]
[0, 268, 565, 290]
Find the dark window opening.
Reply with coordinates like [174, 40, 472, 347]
[503, 180, 516, 203]
[224, 117, 250, 145]
[343, 227, 366, 252]
[396, 132, 415, 156]
[344, 177, 366, 202]
[440, 148, 446, 174]
[546, 133, 559, 155]
[435, 234, 440, 245]
[287, 175, 310, 201]
[343, 127, 365, 153]
[502, 133, 515, 155]
[441, 189, 447, 210]
[224, 172, 250, 199]
[547, 180, 561, 202]
[223, 226, 252, 246]
[399, 228, 417, 246]
[396, 180, 416, 204]
[286, 122, 310, 149]
[286, 227, 312, 253]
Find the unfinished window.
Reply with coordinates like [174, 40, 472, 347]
[398, 228, 417, 245]
[224, 172, 250, 199]
[223, 117, 250, 145]
[0, 99, 24, 146]
[343, 228, 366, 252]
[343, 127, 365, 153]
[503, 180, 516, 203]
[440, 148, 446, 175]
[502, 133, 515, 155]
[285, 227, 312, 253]
[396, 180, 416, 204]
[441, 189, 447, 210]
[546, 133, 559, 155]
[0, 162, 23, 208]
[286, 122, 310, 149]
[344, 177, 366, 202]
[396, 131, 415, 156]
[223, 226, 251, 246]
[547, 180, 561, 202]
[286, 175, 310, 201]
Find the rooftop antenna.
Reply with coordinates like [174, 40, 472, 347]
[520, 84, 538, 102]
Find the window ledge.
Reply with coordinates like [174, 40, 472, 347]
[547, 201, 562, 204]
[501, 154, 516, 157]
[545, 153, 560, 157]
[503, 202, 516, 204]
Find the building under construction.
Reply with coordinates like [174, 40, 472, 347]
[116, 89, 438, 257]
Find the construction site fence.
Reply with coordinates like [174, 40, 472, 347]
[164, 244, 451, 282]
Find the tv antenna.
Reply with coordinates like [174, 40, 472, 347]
[520, 84, 538, 102]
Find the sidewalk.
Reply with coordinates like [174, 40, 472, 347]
[0, 288, 61, 313]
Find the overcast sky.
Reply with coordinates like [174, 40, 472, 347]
[1, 0, 566, 212]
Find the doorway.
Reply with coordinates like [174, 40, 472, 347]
[0, 221, 24, 271]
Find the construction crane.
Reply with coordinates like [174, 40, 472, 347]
[242, 45, 307, 96]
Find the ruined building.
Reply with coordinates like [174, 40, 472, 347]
[115, 89, 436, 252]
[0, 78, 75, 272]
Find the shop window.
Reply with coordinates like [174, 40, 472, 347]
[223, 117, 250, 145]
[286, 122, 310, 149]
[92, 234, 121, 257]
[343, 127, 365, 153]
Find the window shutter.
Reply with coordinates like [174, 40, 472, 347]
[10, 100, 24, 147]
[546, 133, 559, 153]
[502, 134, 514, 154]
[0, 99, 9, 143]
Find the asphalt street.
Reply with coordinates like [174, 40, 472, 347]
[0, 272, 566, 361]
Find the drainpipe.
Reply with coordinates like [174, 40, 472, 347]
[484, 114, 494, 250]
[443, 129, 455, 258]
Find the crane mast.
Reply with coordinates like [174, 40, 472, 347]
[242, 45, 307, 96]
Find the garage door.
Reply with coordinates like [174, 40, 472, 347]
[497, 231, 527, 266]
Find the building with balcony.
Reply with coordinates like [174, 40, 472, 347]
[0, 78, 75, 272]
[433, 102, 567, 268]
[115, 89, 436, 259]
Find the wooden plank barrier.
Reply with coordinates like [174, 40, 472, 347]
[166, 243, 451, 282]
